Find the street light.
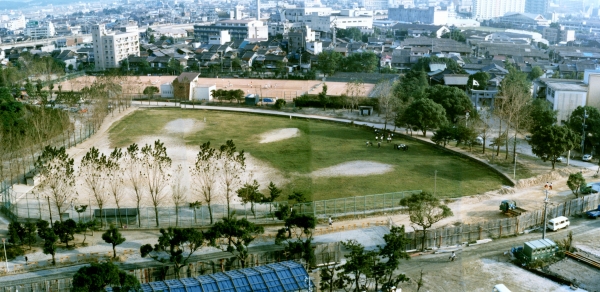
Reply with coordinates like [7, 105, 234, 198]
[542, 182, 552, 239]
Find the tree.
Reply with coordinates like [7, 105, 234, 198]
[107, 148, 125, 225]
[275, 209, 317, 267]
[80, 147, 109, 227]
[76, 220, 98, 245]
[527, 99, 557, 132]
[336, 240, 376, 292]
[424, 85, 474, 123]
[237, 180, 264, 218]
[141, 140, 172, 227]
[317, 51, 343, 76]
[219, 140, 246, 216]
[72, 261, 140, 292]
[262, 181, 282, 219]
[140, 227, 206, 279]
[345, 79, 365, 112]
[530, 125, 579, 169]
[376, 225, 411, 290]
[567, 172, 586, 198]
[37, 220, 58, 265]
[468, 72, 490, 90]
[318, 83, 329, 110]
[404, 98, 448, 137]
[170, 165, 188, 227]
[102, 224, 126, 258]
[497, 68, 532, 161]
[566, 106, 600, 153]
[441, 30, 466, 42]
[399, 192, 453, 251]
[53, 219, 77, 248]
[143, 86, 159, 100]
[529, 66, 544, 80]
[23, 221, 37, 249]
[375, 80, 397, 130]
[35, 146, 75, 223]
[191, 141, 220, 224]
[124, 143, 145, 227]
[206, 216, 264, 268]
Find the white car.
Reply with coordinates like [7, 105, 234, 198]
[583, 154, 593, 162]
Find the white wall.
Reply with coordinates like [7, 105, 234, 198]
[551, 90, 587, 123]
[161, 83, 174, 98]
[192, 85, 216, 101]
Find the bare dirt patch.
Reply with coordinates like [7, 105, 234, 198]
[163, 118, 204, 134]
[310, 161, 394, 178]
[259, 128, 300, 143]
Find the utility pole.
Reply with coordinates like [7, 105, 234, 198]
[542, 182, 552, 239]
[582, 109, 588, 155]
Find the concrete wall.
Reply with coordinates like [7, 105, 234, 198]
[192, 85, 216, 101]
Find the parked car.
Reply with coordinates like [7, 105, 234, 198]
[525, 135, 532, 141]
[583, 154, 593, 162]
[474, 136, 483, 145]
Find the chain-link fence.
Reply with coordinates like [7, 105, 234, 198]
[4, 189, 422, 229]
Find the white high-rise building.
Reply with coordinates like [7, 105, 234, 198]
[24, 21, 55, 38]
[92, 24, 140, 71]
[473, 0, 525, 20]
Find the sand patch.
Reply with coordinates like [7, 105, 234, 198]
[163, 118, 204, 134]
[311, 161, 394, 178]
[259, 128, 300, 143]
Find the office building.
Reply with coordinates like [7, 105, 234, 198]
[525, 0, 548, 15]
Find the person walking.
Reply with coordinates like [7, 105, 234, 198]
[449, 251, 456, 261]
[328, 217, 333, 227]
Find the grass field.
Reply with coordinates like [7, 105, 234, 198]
[109, 109, 509, 200]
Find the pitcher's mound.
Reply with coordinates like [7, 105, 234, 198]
[311, 161, 393, 178]
[259, 128, 300, 143]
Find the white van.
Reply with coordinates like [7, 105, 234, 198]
[493, 284, 511, 292]
[547, 216, 570, 231]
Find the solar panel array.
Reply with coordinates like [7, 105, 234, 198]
[106, 261, 311, 292]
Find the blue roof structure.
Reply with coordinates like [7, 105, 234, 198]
[108, 261, 311, 292]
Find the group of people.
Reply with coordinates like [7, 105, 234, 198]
[367, 129, 396, 148]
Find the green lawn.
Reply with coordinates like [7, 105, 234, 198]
[109, 109, 509, 200]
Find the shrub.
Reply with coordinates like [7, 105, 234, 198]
[274, 99, 286, 109]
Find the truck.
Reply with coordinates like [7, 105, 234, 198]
[586, 205, 600, 219]
[499, 200, 527, 217]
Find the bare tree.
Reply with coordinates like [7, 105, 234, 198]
[345, 79, 365, 113]
[141, 140, 172, 227]
[107, 147, 125, 226]
[124, 143, 145, 227]
[190, 142, 220, 224]
[219, 140, 246, 216]
[375, 80, 397, 130]
[35, 146, 75, 223]
[170, 164, 188, 227]
[79, 147, 110, 227]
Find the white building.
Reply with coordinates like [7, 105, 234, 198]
[160, 83, 174, 98]
[283, 7, 332, 23]
[473, 0, 525, 20]
[194, 19, 268, 42]
[545, 80, 587, 124]
[388, 6, 449, 25]
[92, 24, 140, 71]
[24, 21, 55, 38]
[0, 14, 26, 30]
[208, 31, 231, 45]
[306, 9, 373, 33]
[193, 85, 216, 101]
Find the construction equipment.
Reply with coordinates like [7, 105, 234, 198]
[499, 200, 527, 217]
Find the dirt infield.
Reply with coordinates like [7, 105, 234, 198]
[57, 76, 375, 100]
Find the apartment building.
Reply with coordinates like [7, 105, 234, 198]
[473, 0, 525, 20]
[92, 24, 140, 71]
[0, 14, 26, 30]
[388, 6, 449, 25]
